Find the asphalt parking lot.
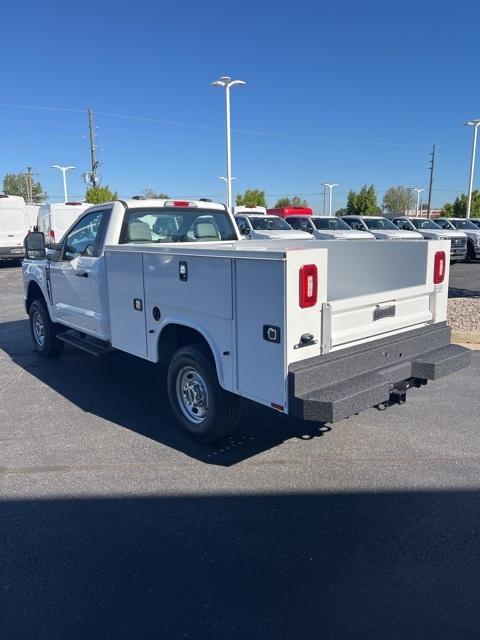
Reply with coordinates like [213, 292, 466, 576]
[1, 263, 479, 640]
[449, 260, 480, 297]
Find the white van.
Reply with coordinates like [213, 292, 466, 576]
[0, 194, 30, 261]
[37, 202, 91, 243]
[25, 204, 40, 231]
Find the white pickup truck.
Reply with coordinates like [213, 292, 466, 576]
[22, 198, 470, 442]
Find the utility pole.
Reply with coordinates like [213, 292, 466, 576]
[23, 166, 36, 204]
[427, 144, 435, 219]
[87, 108, 99, 187]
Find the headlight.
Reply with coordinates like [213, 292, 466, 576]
[476, 236, 480, 246]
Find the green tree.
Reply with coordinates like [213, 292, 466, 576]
[382, 186, 416, 213]
[346, 185, 379, 215]
[446, 191, 480, 218]
[142, 188, 169, 199]
[235, 189, 266, 207]
[273, 195, 308, 208]
[3, 173, 47, 203]
[85, 185, 118, 204]
[442, 202, 454, 216]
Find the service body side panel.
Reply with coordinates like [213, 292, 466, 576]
[234, 258, 286, 408]
[144, 252, 235, 387]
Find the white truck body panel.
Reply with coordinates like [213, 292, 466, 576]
[0, 195, 30, 258]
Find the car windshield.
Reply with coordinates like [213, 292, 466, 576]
[363, 218, 399, 230]
[450, 219, 479, 230]
[436, 219, 455, 230]
[249, 216, 291, 231]
[312, 218, 351, 230]
[410, 219, 441, 230]
[121, 207, 238, 243]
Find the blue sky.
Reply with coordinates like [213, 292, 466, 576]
[2, 0, 480, 212]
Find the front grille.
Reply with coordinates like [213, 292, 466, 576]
[451, 237, 466, 248]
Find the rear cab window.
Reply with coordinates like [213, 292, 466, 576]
[120, 207, 238, 244]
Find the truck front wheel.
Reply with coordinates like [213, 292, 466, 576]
[29, 299, 64, 357]
[167, 345, 240, 442]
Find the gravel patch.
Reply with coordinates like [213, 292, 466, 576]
[448, 298, 480, 332]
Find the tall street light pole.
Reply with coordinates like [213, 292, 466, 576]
[465, 119, 480, 218]
[211, 76, 246, 213]
[411, 188, 425, 217]
[322, 183, 338, 216]
[52, 165, 75, 202]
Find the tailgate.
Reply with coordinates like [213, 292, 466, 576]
[323, 240, 449, 350]
[328, 284, 433, 348]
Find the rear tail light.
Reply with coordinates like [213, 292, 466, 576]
[49, 229, 55, 240]
[299, 264, 318, 308]
[433, 250, 446, 284]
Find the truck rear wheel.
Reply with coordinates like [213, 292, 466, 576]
[167, 345, 240, 442]
[29, 299, 64, 358]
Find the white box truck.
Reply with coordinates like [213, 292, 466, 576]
[22, 198, 470, 442]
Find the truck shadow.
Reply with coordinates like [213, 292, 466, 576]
[0, 319, 331, 466]
[2, 490, 480, 639]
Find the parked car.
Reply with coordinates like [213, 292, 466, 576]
[435, 217, 480, 262]
[233, 205, 267, 215]
[0, 194, 30, 261]
[389, 216, 467, 262]
[37, 201, 91, 244]
[341, 215, 423, 240]
[286, 215, 375, 240]
[23, 198, 470, 443]
[235, 214, 312, 240]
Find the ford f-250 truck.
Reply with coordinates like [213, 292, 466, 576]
[22, 198, 471, 442]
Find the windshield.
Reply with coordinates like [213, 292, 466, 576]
[363, 218, 399, 230]
[249, 216, 291, 231]
[312, 218, 351, 230]
[450, 219, 479, 230]
[121, 208, 238, 243]
[410, 219, 441, 230]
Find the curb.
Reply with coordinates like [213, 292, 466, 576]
[451, 330, 480, 346]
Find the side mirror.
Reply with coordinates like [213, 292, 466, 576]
[24, 231, 46, 260]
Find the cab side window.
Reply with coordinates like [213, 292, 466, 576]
[236, 216, 249, 235]
[299, 218, 312, 233]
[395, 219, 410, 230]
[288, 217, 301, 230]
[63, 210, 108, 261]
[346, 219, 361, 230]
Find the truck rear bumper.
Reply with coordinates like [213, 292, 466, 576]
[289, 323, 471, 423]
[0, 246, 25, 259]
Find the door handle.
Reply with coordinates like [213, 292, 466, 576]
[75, 270, 89, 278]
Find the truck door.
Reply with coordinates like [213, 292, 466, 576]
[49, 208, 110, 338]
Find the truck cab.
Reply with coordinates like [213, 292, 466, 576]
[391, 216, 467, 262]
[342, 215, 423, 240]
[235, 214, 312, 240]
[0, 194, 30, 261]
[287, 215, 375, 240]
[435, 217, 480, 262]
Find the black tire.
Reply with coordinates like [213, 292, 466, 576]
[466, 240, 475, 263]
[167, 344, 240, 443]
[29, 299, 64, 357]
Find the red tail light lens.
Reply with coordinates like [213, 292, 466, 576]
[299, 264, 318, 308]
[49, 229, 55, 240]
[433, 251, 446, 284]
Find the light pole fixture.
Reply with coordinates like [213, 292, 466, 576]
[411, 188, 425, 217]
[52, 165, 75, 202]
[465, 119, 480, 218]
[211, 76, 246, 212]
[322, 183, 338, 216]
[218, 176, 236, 206]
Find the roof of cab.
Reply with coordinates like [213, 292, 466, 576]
[123, 198, 226, 211]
